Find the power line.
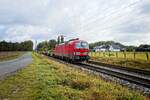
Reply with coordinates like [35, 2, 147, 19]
[80, 0, 141, 28]
[79, 8, 136, 33]
[54, 0, 141, 33]
[79, 0, 142, 30]
[53, 0, 143, 35]
[79, 15, 148, 34]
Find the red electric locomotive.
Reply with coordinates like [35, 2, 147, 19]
[53, 38, 90, 62]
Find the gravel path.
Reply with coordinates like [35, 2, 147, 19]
[0, 52, 33, 77]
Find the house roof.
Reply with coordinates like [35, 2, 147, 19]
[94, 45, 109, 49]
[110, 44, 121, 49]
[94, 44, 122, 50]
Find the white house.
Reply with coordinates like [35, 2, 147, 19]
[93, 45, 109, 52]
[109, 44, 121, 52]
[93, 44, 122, 52]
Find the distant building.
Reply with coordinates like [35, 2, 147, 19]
[93, 45, 109, 52]
[93, 44, 124, 52]
[109, 44, 121, 52]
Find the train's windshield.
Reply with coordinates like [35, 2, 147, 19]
[76, 42, 89, 49]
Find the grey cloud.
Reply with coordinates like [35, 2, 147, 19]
[113, 0, 150, 34]
[0, 0, 51, 25]
[140, 2, 150, 14]
[117, 22, 150, 33]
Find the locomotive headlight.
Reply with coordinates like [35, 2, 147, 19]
[75, 52, 80, 55]
[74, 52, 88, 55]
[74, 52, 80, 55]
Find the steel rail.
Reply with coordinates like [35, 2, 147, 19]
[87, 60, 150, 76]
[77, 63, 150, 88]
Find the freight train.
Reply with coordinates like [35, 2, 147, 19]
[52, 38, 90, 62]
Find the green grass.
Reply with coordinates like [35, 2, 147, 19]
[0, 52, 25, 62]
[90, 52, 150, 71]
[0, 53, 148, 100]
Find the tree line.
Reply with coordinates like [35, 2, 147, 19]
[36, 39, 57, 51]
[136, 44, 150, 52]
[0, 40, 33, 51]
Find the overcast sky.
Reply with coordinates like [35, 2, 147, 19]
[0, 0, 150, 46]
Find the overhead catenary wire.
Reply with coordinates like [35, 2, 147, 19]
[79, 0, 142, 31]
[55, 0, 141, 34]
[79, 14, 148, 34]
[55, 0, 143, 36]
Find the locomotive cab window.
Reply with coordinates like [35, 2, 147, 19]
[76, 42, 89, 49]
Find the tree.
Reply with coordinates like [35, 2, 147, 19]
[48, 39, 57, 50]
[60, 35, 64, 43]
[37, 39, 57, 51]
[0, 40, 33, 51]
[126, 46, 136, 52]
[136, 44, 150, 52]
[57, 36, 60, 44]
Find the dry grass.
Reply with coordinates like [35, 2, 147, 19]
[90, 52, 150, 71]
[0, 52, 25, 61]
[90, 52, 150, 61]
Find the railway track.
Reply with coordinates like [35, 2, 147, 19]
[88, 60, 150, 76]
[76, 63, 150, 89]
[46, 55, 150, 89]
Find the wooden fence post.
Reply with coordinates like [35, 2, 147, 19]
[146, 52, 149, 60]
[134, 52, 136, 60]
[124, 52, 127, 67]
[124, 52, 126, 59]
[103, 52, 105, 57]
[116, 52, 118, 58]
[108, 52, 110, 57]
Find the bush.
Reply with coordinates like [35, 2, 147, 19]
[70, 79, 91, 90]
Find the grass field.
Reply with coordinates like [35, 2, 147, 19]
[89, 52, 150, 61]
[0, 53, 148, 100]
[0, 52, 25, 62]
[89, 52, 150, 71]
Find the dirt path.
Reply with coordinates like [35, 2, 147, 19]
[0, 52, 32, 78]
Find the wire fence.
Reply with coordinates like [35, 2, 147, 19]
[89, 52, 150, 61]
